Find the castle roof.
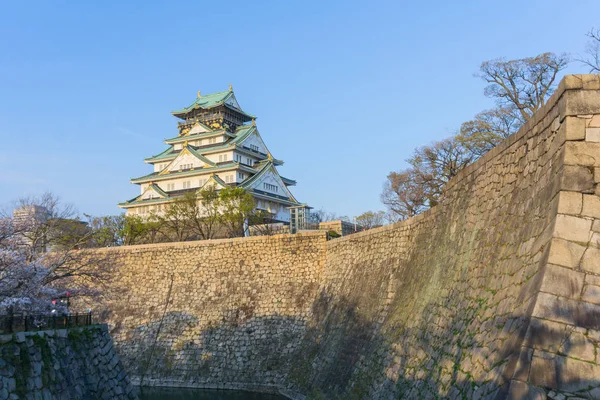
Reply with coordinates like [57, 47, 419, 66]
[171, 89, 255, 120]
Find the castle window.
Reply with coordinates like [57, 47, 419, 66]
[183, 181, 191, 189]
[263, 183, 278, 192]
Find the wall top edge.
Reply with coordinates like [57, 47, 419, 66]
[90, 231, 327, 252]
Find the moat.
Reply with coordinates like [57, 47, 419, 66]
[139, 387, 288, 400]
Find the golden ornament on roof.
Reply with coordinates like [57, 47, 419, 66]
[229, 84, 233, 91]
[197, 90, 201, 98]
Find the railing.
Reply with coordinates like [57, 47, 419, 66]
[0, 312, 93, 333]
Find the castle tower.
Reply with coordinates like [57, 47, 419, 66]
[119, 87, 301, 223]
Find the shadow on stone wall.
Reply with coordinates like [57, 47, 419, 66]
[107, 290, 600, 399]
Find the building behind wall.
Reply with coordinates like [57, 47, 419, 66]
[119, 87, 303, 224]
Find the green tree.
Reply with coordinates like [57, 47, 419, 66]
[160, 195, 196, 242]
[85, 214, 126, 247]
[175, 187, 222, 240]
[355, 211, 385, 229]
[122, 214, 155, 245]
[218, 187, 256, 238]
[456, 107, 521, 157]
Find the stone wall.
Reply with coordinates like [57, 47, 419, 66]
[291, 75, 600, 400]
[81, 75, 600, 399]
[0, 325, 136, 399]
[81, 233, 327, 394]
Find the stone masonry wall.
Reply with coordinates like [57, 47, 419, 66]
[289, 75, 600, 399]
[0, 324, 136, 399]
[81, 75, 600, 399]
[80, 233, 327, 393]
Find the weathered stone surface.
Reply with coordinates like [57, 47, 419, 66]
[547, 239, 586, 268]
[589, 114, 600, 128]
[560, 330, 596, 362]
[507, 380, 546, 400]
[530, 354, 557, 389]
[561, 165, 595, 193]
[582, 194, 600, 218]
[553, 214, 592, 243]
[0, 326, 134, 399]
[588, 127, 600, 142]
[540, 264, 584, 298]
[564, 116, 587, 141]
[564, 141, 600, 167]
[583, 283, 600, 305]
[555, 356, 600, 392]
[557, 191, 583, 215]
[533, 293, 579, 326]
[581, 247, 600, 274]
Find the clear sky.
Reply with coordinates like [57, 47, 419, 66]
[1, 0, 599, 218]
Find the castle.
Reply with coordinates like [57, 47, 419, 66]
[119, 87, 302, 223]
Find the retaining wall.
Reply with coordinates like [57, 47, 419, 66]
[0, 324, 136, 399]
[81, 75, 600, 399]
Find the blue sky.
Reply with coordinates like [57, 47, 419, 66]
[1, 0, 598, 218]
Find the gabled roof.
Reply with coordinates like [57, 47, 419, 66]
[131, 161, 243, 184]
[187, 122, 212, 135]
[164, 129, 235, 145]
[240, 161, 299, 204]
[147, 183, 168, 197]
[155, 145, 216, 177]
[206, 174, 227, 188]
[171, 89, 255, 119]
[185, 145, 217, 167]
[145, 146, 177, 163]
[232, 126, 284, 166]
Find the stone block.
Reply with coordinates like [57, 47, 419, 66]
[506, 380, 546, 400]
[564, 89, 600, 117]
[561, 330, 596, 362]
[563, 116, 587, 141]
[577, 301, 600, 330]
[547, 238, 586, 268]
[589, 114, 600, 128]
[524, 318, 568, 352]
[530, 354, 557, 389]
[582, 284, 600, 306]
[540, 264, 584, 298]
[564, 141, 600, 167]
[581, 247, 600, 274]
[561, 165, 595, 193]
[587, 127, 600, 142]
[554, 355, 600, 392]
[553, 215, 592, 244]
[586, 274, 600, 286]
[532, 293, 578, 326]
[582, 194, 600, 218]
[557, 191, 582, 215]
[593, 219, 600, 232]
[583, 75, 600, 90]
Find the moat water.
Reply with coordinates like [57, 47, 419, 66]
[139, 387, 288, 400]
